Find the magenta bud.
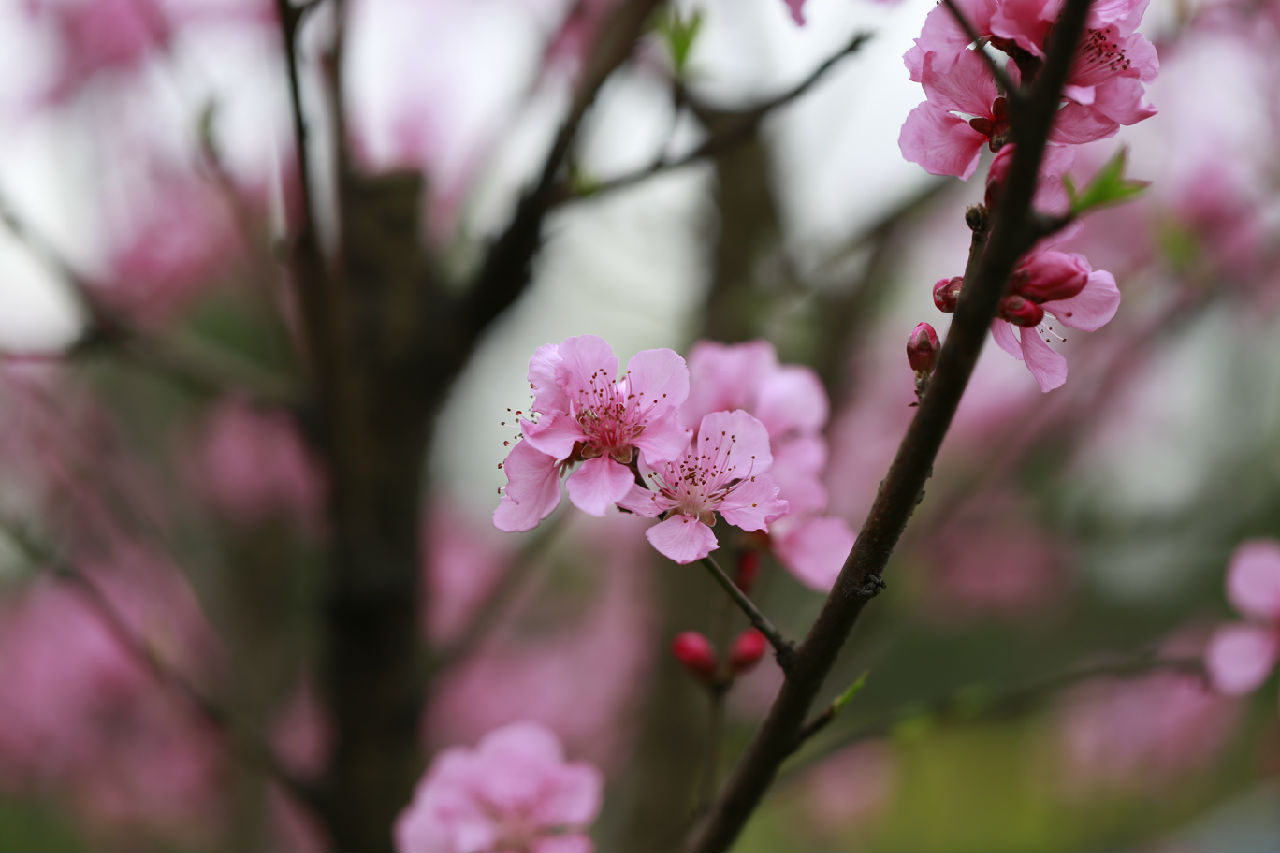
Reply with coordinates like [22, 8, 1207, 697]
[1013, 251, 1089, 302]
[729, 629, 767, 675]
[907, 322, 940, 373]
[933, 276, 963, 313]
[998, 295, 1045, 327]
[672, 632, 718, 681]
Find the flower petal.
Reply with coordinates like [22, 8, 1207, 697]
[1042, 268, 1120, 331]
[557, 335, 619, 398]
[922, 48, 999, 117]
[718, 476, 789, 532]
[755, 366, 828, 437]
[631, 411, 691, 464]
[1227, 539, 1280, 621]
[1019, 328, 1069, 391]
[616, 482, 673, 518]
[695, 410, 773, 478]
[624, 347, 690, 416]
[528, 342, 567, 414]
[565, 457, 635, 517]
[991, 318, 1023, 359]
[522, 412, 586, 460]
[898, 102, 986, 179]
[646, 516, 718, 564]
[774, 516, 855, 591]
[493, 441, 562, 532]
[1206, 623, 1280, 694]
[534, 763, 604, 827]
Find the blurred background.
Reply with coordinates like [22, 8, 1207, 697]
[1, 0, 1278, 850]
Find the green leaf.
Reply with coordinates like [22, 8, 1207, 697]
[832, 670, 870, 713]
[656, 7, 705, 77]
[1065, 146, 1150, 216]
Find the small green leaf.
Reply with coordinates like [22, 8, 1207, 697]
[1065, 146, 1150, 216]
[656, 8, 705, 77]
[832, 670, 870, 713]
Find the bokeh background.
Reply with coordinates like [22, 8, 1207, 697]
[1, 0, 1278, 850]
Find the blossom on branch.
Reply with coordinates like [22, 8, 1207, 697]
[395, 721, 602, 853]
[1206, 539, 1280, 702]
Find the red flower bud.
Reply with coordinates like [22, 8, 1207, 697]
[933, 276, 963, 313]
[998, 295, 1045, 327]
[729, 629, 767, 675]
[907, 322, 940, 373]
[1012, 251, 1089, 302]
[736, 550, 762, 595]
[672, 632, 717, 681]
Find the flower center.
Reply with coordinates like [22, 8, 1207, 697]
[1073, 27, 1132, 86]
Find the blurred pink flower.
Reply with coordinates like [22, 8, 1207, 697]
[395, 721, 603, 853]
[799, 740, 897, 834]
[495, 335, 690, 531]
[188, 399, 324, 528]
[620, 409, 788, 564]
[29, 0, 172, 102]
[783, 0, 807, 25]
[1206, 539, 1280, 701]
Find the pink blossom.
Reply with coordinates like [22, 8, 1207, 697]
[619, 410, 789, 564]
[29, 0, 172, 102]
[1206, 539, 1280, 701]
[395, 722, 603, 853]
[782, 0, 807, 25]
[899, 50, 1010, 179]
[494, 336, 690, 531]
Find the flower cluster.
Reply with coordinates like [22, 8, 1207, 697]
[1206, 539, 1280, 703]
[495, 338, 853, 585]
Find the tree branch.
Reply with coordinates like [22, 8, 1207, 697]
[700, 555, 794, 669]
[681, 1, 1096, 848]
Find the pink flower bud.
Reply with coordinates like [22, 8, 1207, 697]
[672, 632, 718, 681]
[998, 295, 1045, 327]
[933, 276, 963, 313]
[737, 551, 762, 595]
[907, 322, 940, 373]
[729, 629, 767, 675]
[1013, 251, 1090, 302]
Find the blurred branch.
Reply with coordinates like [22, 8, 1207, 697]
[4, 526, 324, 817]
[562, 31, 872, 205]
[784, 653, 1208, 781]
[681, 0, 1097, 847]
[700, 555, 794, 669]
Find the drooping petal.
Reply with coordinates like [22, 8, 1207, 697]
[990, 318, 1024, 359]
[522, 412, 586, 460]
[718, 476, 789, 532]
[1090, 76, 1157, 126]
[528, 342, 568, 414]
[1050, 102, 1120, 144]
[922, 49, 999, 118]
[565, 457, 635, 517]
[631, 411, 691, 464]
[1226, 539, 1280, 621]
[646, 516, 718, 564]
[493, 441, 562, 532]
[1041, 269, 1120, 331]
[624, 348, 691, 416]
[899, 102, 987, 179]
[1206, 624, 1280, 694]
[695, 410, 774, 478]
[774, 516, 855, 591]
[556, 335, 619, 398]
[755, 366, 829, 437]
[1019, 328, 1069, 391]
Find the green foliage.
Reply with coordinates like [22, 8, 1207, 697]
[656, 7, 705, 78]
[1064, 147, 1149, 216]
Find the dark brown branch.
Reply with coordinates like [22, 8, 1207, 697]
[700, 555, 794, 669]
[681, 1, 1096, 848]
[563, 31, 872, 205]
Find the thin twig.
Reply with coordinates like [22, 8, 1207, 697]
[681, 1, 1098, 848]
[563, 31, 872, 205]
[700, 555, 794, 669]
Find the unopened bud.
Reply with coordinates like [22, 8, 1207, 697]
[933, 276, 963, 313]
[736, 550, 762, 595]
[729, 629, 767, 675]
[998, 295, 1045, 327]
[907, 322, 940, 373]
[672, 632, 717, 681]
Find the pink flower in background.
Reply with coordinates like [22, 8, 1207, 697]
[494, 335, 690, 531]
[28, 0, 172, 102]
[1206, 539, 1280, 701]
[783, 0, 807, 25]
[620, 409, 788, 563]
[799, 741, 897, 835]
[681, 341, 853, 588]
[395, 721, 603, 853]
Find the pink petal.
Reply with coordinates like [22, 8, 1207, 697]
[681, 340, 776, 427]
[755, 366, 828, 437]
[1090, 76, 1157, 126]
[479, 721, 564, 765]
[631, 411, 691, 464]
[899, 102, 986, 179]
[534, 763, 604, 827]
[1041, 269, 1120, 332]
[493, 441, 562, 532]
[922, 49, 999, 117]
[774, 516, 855, 591]
[624, 348, 690, 416]
[646, 516, 718, 564]
[990, 318, 1023, 359]
[1019, 328, 1069, 392]
[522, 412, 586, 460]
[1227, 539, 1280, 621]
[616, 483, 673, 518]
[532, 835, 594, 853]
[565, 457, 634, 517]
[556, 335, 619, 396]
[1206, 624, 1280, 694]
[783, 0, 806, 25]
[719, 476, 789, 532]
[772, 436, 828, 516]
[1050, 102, 1120, 145]
[528, 342, 568, 414]
[695, 410, 774, 477]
